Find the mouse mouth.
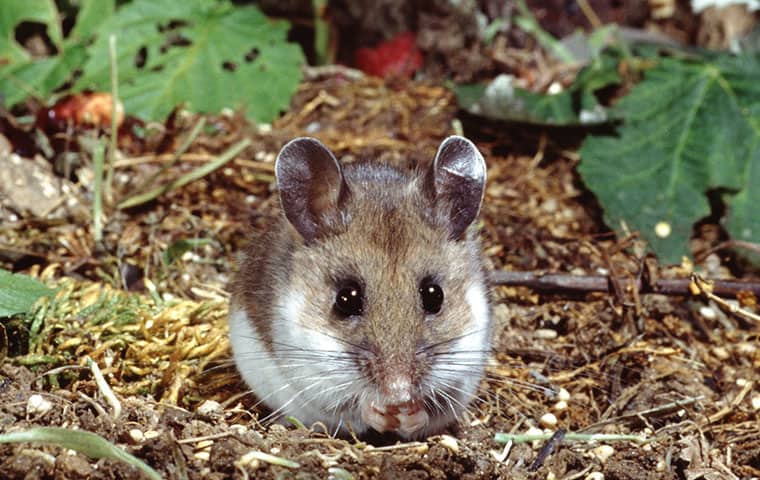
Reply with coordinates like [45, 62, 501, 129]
[360, 399, 429, 436]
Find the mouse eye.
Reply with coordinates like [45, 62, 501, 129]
[419, 279, 444, 314]
[334, 281, 363, 317]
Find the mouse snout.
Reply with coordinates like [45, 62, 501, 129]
[382, 371, 414, 404]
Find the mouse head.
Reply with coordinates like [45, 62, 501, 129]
[272, 136, 490, 437]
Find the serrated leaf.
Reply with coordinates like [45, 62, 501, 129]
[0, 0, 61, 64]
[0, 269, 55, 317]
[75, 0, 304, 122]
[0, 427, 160, 480]
[0, 45, 87, 105]
[579, 55, 760, 264]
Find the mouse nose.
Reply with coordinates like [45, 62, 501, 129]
[383, 372, 413, 404]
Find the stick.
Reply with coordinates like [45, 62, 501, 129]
[488, 271, 760, 298]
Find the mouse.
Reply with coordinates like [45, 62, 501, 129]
[228, 135, 491, 439]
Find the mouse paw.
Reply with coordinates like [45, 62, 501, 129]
[360, 400, 429, 436]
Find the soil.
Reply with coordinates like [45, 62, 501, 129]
[1, 3, 759, 480]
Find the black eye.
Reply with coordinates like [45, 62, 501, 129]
[419, 280, 444, 314]
[334, 281, 363, 317]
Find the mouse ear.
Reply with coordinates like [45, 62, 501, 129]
[427, 136, 486, 239]
[275, 137, 348, 242]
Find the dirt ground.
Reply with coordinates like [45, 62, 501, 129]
[2, 2, 760, 478]
[0, 73, 758, 479]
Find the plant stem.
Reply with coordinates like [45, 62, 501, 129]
[107, 34, 119, 204]
[495, 432, 647, 444]
[92, 140, 106, 243]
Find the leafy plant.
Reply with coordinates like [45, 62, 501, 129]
[0, 0, 304, 123]
[454, 45, 622, 127]
[579, 54, 760, 264]
[0, 269, 54, 318]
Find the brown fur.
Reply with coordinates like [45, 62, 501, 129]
[231, 161, 488, 393]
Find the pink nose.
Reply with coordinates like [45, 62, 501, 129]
[383, 373, 413, 404]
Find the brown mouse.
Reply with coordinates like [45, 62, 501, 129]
[229, 135, 491, 438]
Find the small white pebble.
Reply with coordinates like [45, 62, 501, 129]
[197, 400, 222, 416]
[525, 426, 544, 449]
[656, 459, 666, 471]
[592, 445, 615, 464]
[712, 346, 730, 360]
[257, 123, 272, 134]
[439, 434, 459, 453]
[557, 388, 570, 402]
[143, 430, 160, 440]
[237, 451, 262, 469]
[737, 342, 757, 355]
[585, 472, 604, 480]
[553, 400, 568, 412]
[541, 198, 558, 212]
[751, 395, 760, 411]
[27, 394, 52, 416]
[534, 328, 558, 340]
[539, 413, 558, 428]
[699, 306, 717, 320]
[194, 451, 210, 461]
[736, 378, 749, 387]
[128, 429, 144, 443]
[547, 81, 563, 95]
[546, 472, 557, 480]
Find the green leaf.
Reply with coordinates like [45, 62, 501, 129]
[579, 55, 760, 264]
[76, 0, 304, 122]
[0, 0, 61, 64]
[70, 0, 115, 42]
[0, 269, 54, 318]
[0, 45, 87, 105]
[0, 427, 160, 480]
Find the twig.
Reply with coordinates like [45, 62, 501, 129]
[117, 138, 251, 209]
[489, 271, 760, 298]
[701, 380, 754, 426]
[115, 153, 274, 173]
[87, 356, 121, 419]
[588, 395, 705, 430]
[529, 428, 565, 471]
[689, 273, 760, 323]
[137, 117, 207, 192]
[576, 0, 602, 29]
[695, 240, 760, 262]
